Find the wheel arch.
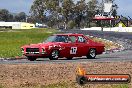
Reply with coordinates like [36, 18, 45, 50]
[88, 47, 96, 53]
[87, 48, 97, 59]
[49, 49, 60, 60]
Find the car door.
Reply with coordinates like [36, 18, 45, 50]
[68, 35, 79, 57]
[56, 35, 71, 57]
[58, 35, 78, 58]
[76, 35, 89, 56]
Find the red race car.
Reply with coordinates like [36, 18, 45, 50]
[21, 33, 105, 61]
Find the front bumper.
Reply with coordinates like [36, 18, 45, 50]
[22, 47, 49, 57]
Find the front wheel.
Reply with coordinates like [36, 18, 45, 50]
[27, 57, 37, 61]
[49, 50, 59, 60]
[87, 49, 96, 59]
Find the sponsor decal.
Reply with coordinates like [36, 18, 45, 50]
[76, 67, 131, 85]
[70, 47, 77, 54]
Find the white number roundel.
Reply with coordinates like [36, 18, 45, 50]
[70, 47, 77, 54]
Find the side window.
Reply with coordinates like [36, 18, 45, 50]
[58, 36, 69, 43]
[69, 36, 76, 43]
[78, 36, 86, 43]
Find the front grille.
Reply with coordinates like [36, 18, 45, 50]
[26, 48, 39, 54]
[26, 48, 39, 52]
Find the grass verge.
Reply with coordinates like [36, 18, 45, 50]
[42, 83, 128, 88]
[10, 83, 129, 88]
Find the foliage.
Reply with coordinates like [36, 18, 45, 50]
[74, 0, 86, 28]
[67, 20, 76, 29]
[0, 0, 119, 28]
[30, 0, 101, 28]
[15, 12, 26, 22]
[0, 9, 12, 21]
[0, 9, 27, 22]
[86, 0, 98, 27]
[30, 0, 46, 23]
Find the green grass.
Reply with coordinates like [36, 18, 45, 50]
[12, 83, 129, 88]
[111, 84, 128, 88]
[0, 79, 129, 88]
[42, 83, 129, 88]
[0, 29, 57, 58]
[0, 85, 3, 88]
[41, 82, 70, 88]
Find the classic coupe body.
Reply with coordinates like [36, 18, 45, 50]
[21, 33, 105, 61]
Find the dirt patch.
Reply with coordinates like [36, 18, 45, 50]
[0, 62, 132, 88]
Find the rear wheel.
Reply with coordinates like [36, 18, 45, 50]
[49, 50, 59, 60]
[87, 49, 96, 59]
[27, 57, 36, 61]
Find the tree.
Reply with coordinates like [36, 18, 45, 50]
[30, 0, 119, 28]
[86, 0, 98, 27]
[15, 12, 26, 22]
[112, 4, 118, 17]
[0, 9, 10, 21]
[74, 0, 86, 28]
[112, 9, 117, 17]
[61, 0, 74, 29]
[105, 0, 114, 3]
[8, 14, 14, 21]
[30, 0, 46, 23]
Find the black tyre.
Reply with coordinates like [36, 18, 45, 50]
[27, 57, 36, 61]
[76, 75, 87, 85]
[49, 50, 59, 60]
[87, 49, 96, 59]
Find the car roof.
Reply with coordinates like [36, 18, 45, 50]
[54, 33, 84, 36]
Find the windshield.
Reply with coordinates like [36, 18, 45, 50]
[44, 35, 69, 43]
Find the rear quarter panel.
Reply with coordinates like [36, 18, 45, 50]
[88, 39, 105, 55]
[95, 45, 105, 54]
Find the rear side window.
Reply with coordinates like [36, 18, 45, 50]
[44, 35, 69, 43]
[78, 36, 86, 43]
[69, 36, 76, 43]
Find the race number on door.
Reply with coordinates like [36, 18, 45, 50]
[70, 47, 77, 54]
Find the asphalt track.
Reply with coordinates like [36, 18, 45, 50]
[0, 30, 132, 64]
[0, 50, 131, 64]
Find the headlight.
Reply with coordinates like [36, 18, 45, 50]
[42, 48, 46, 54]
[21, 48, 24, 53]
[48, 45, 53, 50]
